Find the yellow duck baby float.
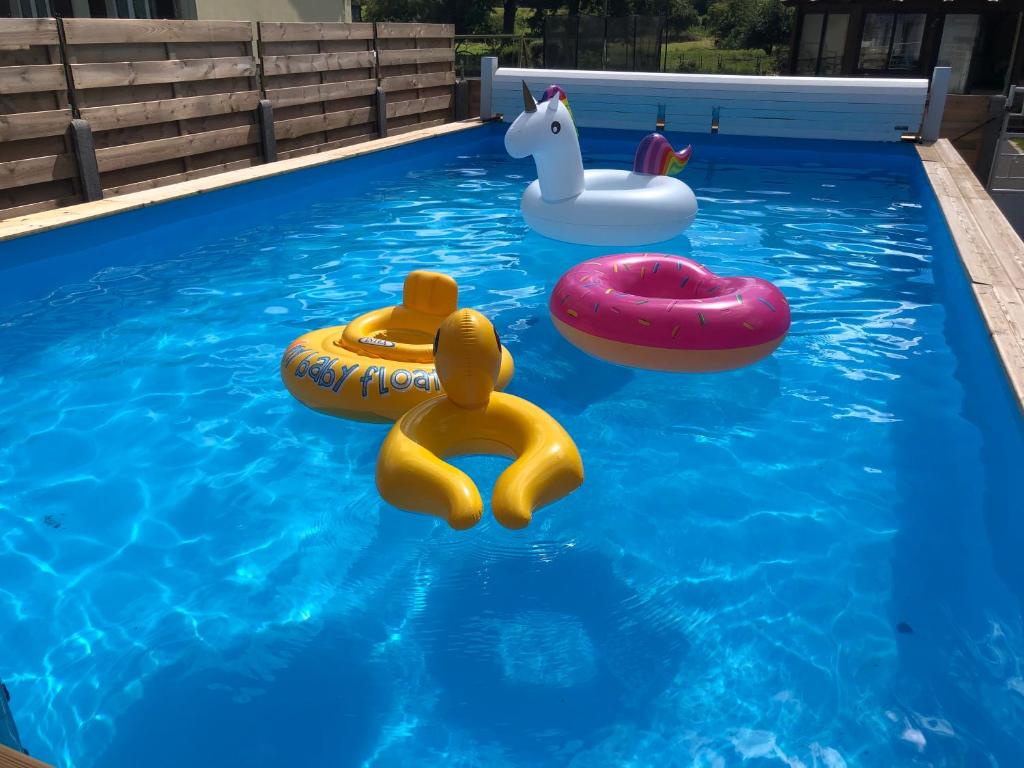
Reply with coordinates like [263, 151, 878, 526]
[281, 271, 515, 422]
[377, 309, 584, 530]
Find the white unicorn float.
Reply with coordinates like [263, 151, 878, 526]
[504, 82, 698, 246]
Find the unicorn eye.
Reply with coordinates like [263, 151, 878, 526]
[551, 121, 561, 135]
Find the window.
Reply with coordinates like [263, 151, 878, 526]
[858, 13, 926, 73]
[820, 14, 849, 75]
[937, 15, 979, 94]
[796, 12, 850, 76]
[971, 12, 1018, 93]
[890, 14, 926, 70]
[796, 14, 824, 74]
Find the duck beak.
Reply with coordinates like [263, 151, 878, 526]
[522, 81, 537, 113]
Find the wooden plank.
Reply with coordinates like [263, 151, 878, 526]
[266, 78, 376, 109]
[0, 195, 76, 220]
[387, 117, 446, 137]
[274, 106, 374, 140]
[374, 22, 454, 39]
[0, 120, 483, 242]
[386, 94, 451, 119]
[0, 153, 76, 190]
[257, 22, 373, 42]
[918, 137, 1024, 413]
[0, 18, 59, 46]
[62, 18, 252, 44]
[261, 51, 375, 77]
[916, 142, 940, 163]
[0, 108, 71, 141]
[377, 49, 454, 67]
[382, 70, 454, 93]
[969, 197, 1024, 289]
[924, 165, 1002, 286]
[81, 91, 260, 131]
[0, 743, 54, 768]
[0, 64, 67, 95]
[71, 57, 257, 89]
[104, 158, 254, 196]
[95, 123, 258, 172]
[277, 132, 374, 159]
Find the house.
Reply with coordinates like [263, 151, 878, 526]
[783, 0, 1023, 95]
[1, 0, 353, 22]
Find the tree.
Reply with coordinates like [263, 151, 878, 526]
[634, 0, 700, 35]
[529, 0, 700, 37]
[361, 0, 493, 34]
[503, 0, 519, 34]
[706, 0, 792, 54]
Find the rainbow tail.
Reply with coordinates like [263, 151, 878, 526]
[632, 133, 692, 176]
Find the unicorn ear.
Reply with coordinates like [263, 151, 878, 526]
[546, 94, 559, 113]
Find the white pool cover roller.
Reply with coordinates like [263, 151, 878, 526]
[504, 81, 697, 246]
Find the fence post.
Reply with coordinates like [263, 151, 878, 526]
[454, 78, 469, 121]
[480, 55, 498, 120]
[69, 119, 102, 202]
[921, 66, 951, 142]
[376, 86, 388, 138]
[256, 100, 277, 163]
[979, 94, 1006, 183]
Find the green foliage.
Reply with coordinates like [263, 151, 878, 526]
[666, 38, 785, 74]
[705, 0, 792, 54]
[360, 0, 493, 33]
[632, 0, 700, 35]
[527, 0, 701, 37]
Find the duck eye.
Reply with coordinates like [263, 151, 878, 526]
[494, 328, 503, 361]
[432, 329, 440, 357]
[551, 121, 561, 135]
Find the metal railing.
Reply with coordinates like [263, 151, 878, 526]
[988, 87, 1024, 192]
[455, 34, 542, 77]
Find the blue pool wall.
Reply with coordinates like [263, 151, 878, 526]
[0, 120, 1019, 447]
[0, 123, 922, 308]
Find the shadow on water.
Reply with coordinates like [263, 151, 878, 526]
[505, 315, 636, 416]
[418, 547, 688, 759]
[93, 618, 386, 768]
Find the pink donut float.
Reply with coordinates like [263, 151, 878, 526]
[550, 253, 790, 372]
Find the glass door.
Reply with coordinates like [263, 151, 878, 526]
[936, 15, 979, 94]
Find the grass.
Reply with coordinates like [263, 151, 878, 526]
[664, 38, 784, 75]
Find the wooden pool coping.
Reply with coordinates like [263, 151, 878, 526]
[917, 139, 1024, 412]
[0, 743, 52, 768]
[0, 119, 487, 244]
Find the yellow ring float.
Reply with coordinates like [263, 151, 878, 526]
[377, 308, 584, 530]
[281, 271, 515, 423]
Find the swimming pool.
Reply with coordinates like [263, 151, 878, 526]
[1, 122, 1023, 767]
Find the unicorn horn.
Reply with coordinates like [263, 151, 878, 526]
[521, 81, 537, 113]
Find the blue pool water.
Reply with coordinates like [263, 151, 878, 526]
[1, 124, 1023, 767]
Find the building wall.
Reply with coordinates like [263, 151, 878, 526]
[194, 0, 351, 22]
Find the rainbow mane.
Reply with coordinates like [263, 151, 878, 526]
[540, 84, 576, 131]
[632, 133, 692, 177]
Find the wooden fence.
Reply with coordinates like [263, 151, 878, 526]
[0, 18, 459, 220]
[376, 22, 455, 137]
[62, 19, 263, 197]
[0, 18, 78, 218]
[259, 21, 379, 160]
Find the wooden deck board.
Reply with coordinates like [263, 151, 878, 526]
[918, 139, 1024, 412]
[0, 744, 53, 768]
